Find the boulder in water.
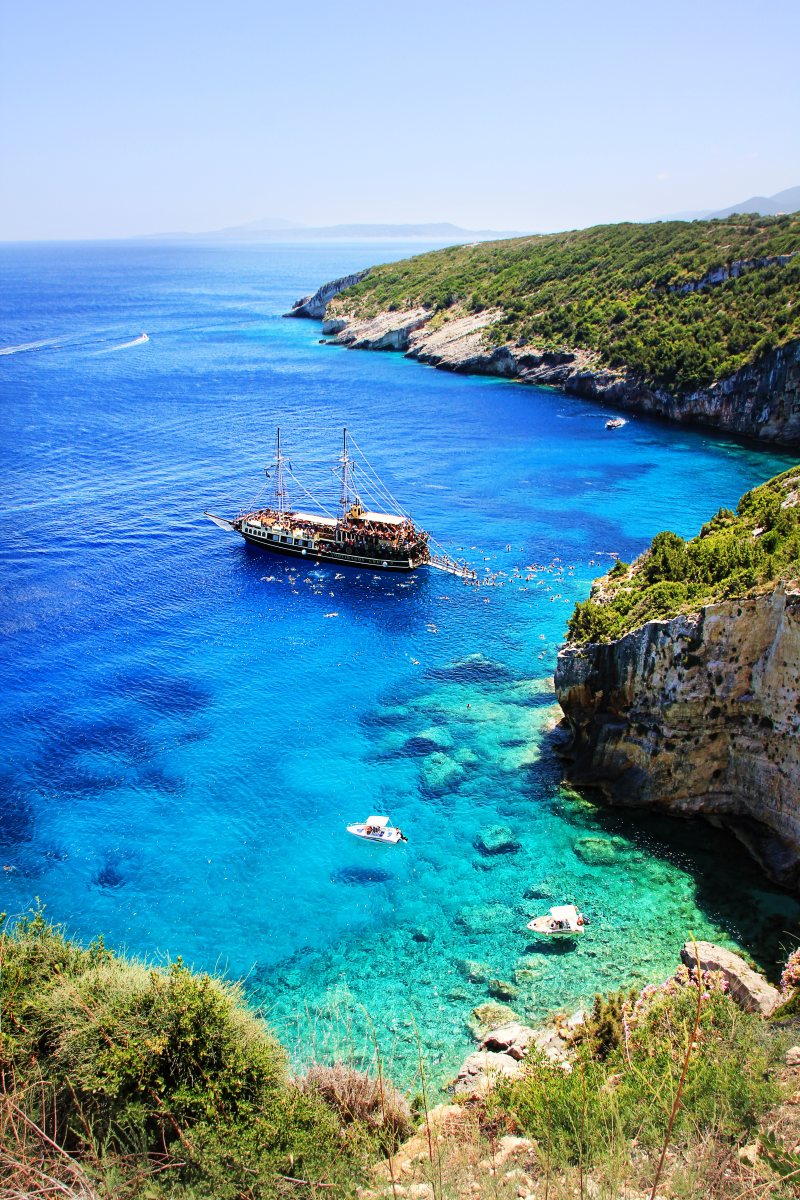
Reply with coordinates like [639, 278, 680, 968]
[467, 1002, 519, 1040]
[488, 977, 519, 1001]
[573, 836, 620, 866]
[474, 824, 521, 856]
[457, 903, 513, 935]
[457, 958, 490, 983]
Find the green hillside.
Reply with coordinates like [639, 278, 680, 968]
[327, 214, 800, 391]
[567, 465, 800, 644]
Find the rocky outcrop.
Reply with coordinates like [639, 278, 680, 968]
[667, 252, 796, 294]
[555, 585, 800, 887]
[680, 941, 781, 1015]
[292, 278, 800, 442]
[284, 269, 370, 319]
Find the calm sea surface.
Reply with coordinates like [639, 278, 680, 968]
[1, 240, 798, 1085]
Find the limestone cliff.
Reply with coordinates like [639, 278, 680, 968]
[555, 584, 800, 887]
[284, 269, 370, 320]
[315, 304, 800, 446]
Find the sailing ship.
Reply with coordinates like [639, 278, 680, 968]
[205, 428, 469, 576]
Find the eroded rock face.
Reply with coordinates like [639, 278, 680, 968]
[284, 269, 370, 319]
[299, 285, 800, 443]
[555, 585, 800, 887]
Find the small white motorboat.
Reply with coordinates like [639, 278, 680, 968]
[527, 903, 586, 937]
[605, 417, 626, 430]
[346, 815, 407, 844]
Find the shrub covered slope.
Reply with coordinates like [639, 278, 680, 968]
[0, 909, 403, 1198]
[327, 214, 800, 392]
[567, 464, 800, 644]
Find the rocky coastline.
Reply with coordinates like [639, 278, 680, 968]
[554, 583, 800, 888]
[285, 274, 800, 445]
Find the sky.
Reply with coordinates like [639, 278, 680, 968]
[1, 0, 798, 240]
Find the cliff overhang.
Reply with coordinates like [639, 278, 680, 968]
[554, 585, 800, 888]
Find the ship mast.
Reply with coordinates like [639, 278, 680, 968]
[267, 427, 290, 515]
[338, 426, 361, 516]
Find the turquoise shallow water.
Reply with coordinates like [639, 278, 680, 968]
[1, 240, 798, 1088]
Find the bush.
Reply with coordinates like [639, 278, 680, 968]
[566, 465, 800, 643]
[327, 213, 800, 392]
[500, 970, 781, 1169]
[302, 1062, 412, 1150]
[0, 909, 375, 1197]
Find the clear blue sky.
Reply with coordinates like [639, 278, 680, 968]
[2, 0, 798, 239]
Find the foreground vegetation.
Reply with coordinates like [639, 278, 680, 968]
[567, 464, 800, 644]
[0, 909, 411, 1198]
[327, 213, 800, 392]
[3, 910, 799, 1197]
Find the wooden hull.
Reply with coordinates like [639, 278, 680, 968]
[241, 532, 420, 571]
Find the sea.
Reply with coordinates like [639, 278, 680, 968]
[1, 239, 798, 1088]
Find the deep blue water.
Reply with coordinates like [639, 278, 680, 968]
[1, 240, 798, 1086]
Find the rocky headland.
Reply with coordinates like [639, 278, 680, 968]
[555, 467, 800, 887]
[285, 214, 800, 444]
[324, 305, 800, 444]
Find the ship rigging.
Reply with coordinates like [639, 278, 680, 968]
[205, 428, 473, 578]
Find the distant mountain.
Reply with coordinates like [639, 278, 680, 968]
[142, 220, 526, 243]
[706, 185, 800, 220]
[667, 185, 800, 222]
[215, 217, 303, 233]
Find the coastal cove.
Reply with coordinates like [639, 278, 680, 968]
[2, 240, 800, 1087]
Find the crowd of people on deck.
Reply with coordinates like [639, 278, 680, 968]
[242, 507, 428, 561]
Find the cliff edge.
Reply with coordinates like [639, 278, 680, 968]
[556, 585, 800, 886]
[555, 467, 800, 886]
[288, 214, 800, 444]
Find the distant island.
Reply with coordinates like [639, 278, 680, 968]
[142, 219, 528, 243]
[288, 212, 800, 445]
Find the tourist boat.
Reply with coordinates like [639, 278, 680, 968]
[205, 428, 472, 576]
[527, 904, 586, 937]
[346, 815, 407, 844]
[605, 417, 626, 430]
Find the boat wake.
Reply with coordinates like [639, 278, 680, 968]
[1, 331, 150, 357]
[0, 336, 70, 357]
[94, 332, 149, 354]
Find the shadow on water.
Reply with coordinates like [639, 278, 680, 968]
[0, 779, 35, 849]
[550, 782, 800, 978]
[331, 865, 394, 887]
[237, 542, 444, 635]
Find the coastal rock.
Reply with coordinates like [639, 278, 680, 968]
[479, 1022, 537, 1059]
[555, 585, 800, 887]
[284, 269, 370, 319]
[329, 306, 431, 351]
[296, 269, 800, 443]
[452, 1049, 522, 1096]
[474, 824, 521, 856]
[680, 941, 781, 1015]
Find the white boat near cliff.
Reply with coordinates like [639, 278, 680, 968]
[527, 904, 586, 937]
[346, 815, 407, 844]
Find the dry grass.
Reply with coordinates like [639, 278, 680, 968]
[303, 1062, 412, 1143]
[0, 1069, 185, 1200]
